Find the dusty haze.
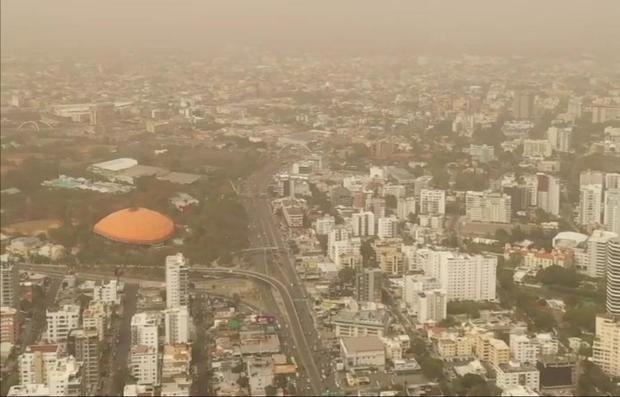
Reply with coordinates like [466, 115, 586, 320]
[2, 0, 620, 57]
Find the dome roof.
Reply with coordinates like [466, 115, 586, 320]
[93, 207, 174, 244]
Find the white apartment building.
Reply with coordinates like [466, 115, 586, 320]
[92, 279, 119, 305]
[607, 238, 620, 315]
[579, 184, 603, 226]
[331, 238, 361, 267]
[351, 211, 375, 237]
[0, 256, 19, 308]
[536, 173, 560, 216]
[523, 139, 552, 159]
[466, 191, 511, 223]
[546, 126, 572, 152]
[606, 173, 620, 190]
[314, 214, 336, 236]
[377, 216, 399, 239]
[402, 274, 441, 314]
[165, 253, 189, 309]
[420, 249, 497, 301]
[577, 230, 618, 278]
[469, 144, 496, 163]
[383, 184, 406, 198]
[47, 355, 83, 396]
[45, 305, 80, 343]
[509, 331, 559, 364]
[496, 361, 540, 392]
[592, 314, 620, 377]
[164, 306, 190, 344]
[82, 301, 108, 342]
[604, 189, 620, 235]
[419, 189, 446, 215]
[18, 344, 60, 385]
[417, 289, 447, 323]
[328, 226, 352, 260]
[6, 384, 50, 396]
[129, 345, 160, 385]
[131, 312, 160, 349]
[332, 309, 387, 338]
[401, 244, 418, 272]
[396, 196, 416, 220]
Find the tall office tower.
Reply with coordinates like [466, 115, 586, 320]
[421, 249, 497, 301]
[417, 289, 447, 323]
[579, 184, 603, 226]
[396, 196, 416, 220]
[604, 189, 620, 235]
[165, 253, 189, 309]
[354, 269, 383, 303]
[546, 126, 572, 152]
[605, 173, 620, 190]
[67, 328, 99, 394]
[351, 211, 375, 237]
[592, 314, 620, 377]
[580, 170, 605, 187]
[164, 306, 190, 344]
[607, 238, 620, 315]
[512, 90, 535, 120]
[0, 255, 19, 308]
[376, 216, 399, 239]
[402, 274, 441, 313]
[465, 191, 512, 223]
[536, 173, 560, 216]
[419, 189, 446, 215]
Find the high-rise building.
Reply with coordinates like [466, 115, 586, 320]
[45, 305, 80, 343]
[579, 184, 603, 226]
[546, 126, 572, 152]
[536, 173, 560, 216]
[67, 328, 99, 394]
[355, 269, 383, 303]
[376, 216, 399, 239]
[420, 249, 497, 301]
[165, 253, 189, 309]
[0, 307, 19, 345]
[129, 345, 159, 385]
[419, 189, 446, 215]
[607, 238, 620, 315]
[604, 189, 620, 235]
[396, 196, 416, 220]
[592, 314, 620, 377]
[314, 214, 335, 236]
[416, 289, 447, 324]
[351, 211, 375, 237]
[0, 255, 19, 308]
[466, 191, 512, 223]
[163, 306, 190, 344]
[46, 355, 84, 396]
[579, 230, 618, 278]
[605, 173, 620, 190]
[402, 274, 440, 313]
[512, 90, 535, 120]
[130, 312, 160, 350]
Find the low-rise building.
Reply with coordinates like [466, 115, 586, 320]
[332, 308, 388, 338]
[496, 361, 540, 392]
[340, 336, 386, 370]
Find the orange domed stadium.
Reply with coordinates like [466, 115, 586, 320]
[93, 207, 174, 245]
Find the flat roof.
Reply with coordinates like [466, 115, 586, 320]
[91, 158, 138, 172]
[341, 335, 384, 353]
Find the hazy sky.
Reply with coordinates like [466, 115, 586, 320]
[2, 0, 620, 56]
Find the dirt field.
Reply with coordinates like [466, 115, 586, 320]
[2, 219, 63, 236]
[461, 220, 536, 237]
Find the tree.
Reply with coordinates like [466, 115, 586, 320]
[237, 376, 249, 389]
[536, 265, 579, 288]
[419, 356, 444, 380]
[264, 385, 277, 395]
[360, 240, 376, 267]
[338, 267, 356, 285]
[385, 194, 397, 209]
[563, 304, 600, 332]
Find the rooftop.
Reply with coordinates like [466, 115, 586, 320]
[341, 335, 385, 353]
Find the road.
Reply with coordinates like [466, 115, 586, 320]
[241, 160, 325, 394]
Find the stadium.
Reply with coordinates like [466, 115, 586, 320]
[93, 207, 174, 245]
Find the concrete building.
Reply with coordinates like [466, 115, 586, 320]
[45, 305, 80, 343]
[314, 214, 336, 236]
[402, 274, 441, 315]
[351, 211, 375, 237]
[340, 336, 386, 370]
[578, 230, 618, 278]
[92, 280, 119, 305]
[604, 189, 620, 235]
[512, 90, 535, 120]
[129, 345, 159, 385]
[579, 184, 603, 226]
[0, 255, 19, 308]
[605, 173, 620, 190]
[420, 249, 497, 301]
[523, 139, 552, 159]
[162, 344, 192, 378]
[282, 205, 304, 228]
[546, 126, 572, 152]
[377, 245, 405, 276]
[165, 253, 189, 309]
[469, 144, 496, 163]
[593, 314, 620, 377]
[475, 333, 510, 367]
[18, 344, 60, 385]
[0, 307, 19, 345]
[46, 355, 84, 396]
[82, 301, 108, 342]
[355, 269, 383, 303]
[164, 306, 190, 344]
[580, 170, 605, 186]
[496, 361, 540, 392]
[417, 289, 447, 323]
[131, 312, 160, 350]
[396, 196, 416, 220]
[466, 191, 511, 223]
[377, 216, 399, 239]
[419, 189, 446, 215]
[332, 309, 388, 338]
[67, 328, 99, 394]
[607, 238, 620, 315]
[509, 330, 558, 365]
[536, 354, 578, 392]
[7, 385, 50, 397]
[536, 173, 560, 216]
